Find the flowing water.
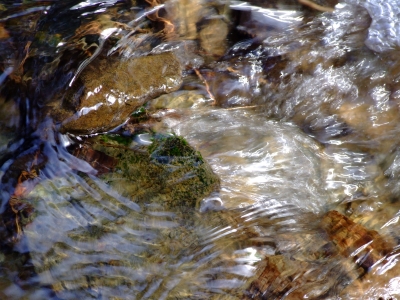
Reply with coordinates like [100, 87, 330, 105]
[1, 0, 400, 299]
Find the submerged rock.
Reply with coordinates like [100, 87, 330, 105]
[95, 133, 220, 209]
[52, 52, 182, 134]
[243, 210, 396, 299]
[321, 210, 395, 270]
[12, 133, 219, 298]
[173, 109, 329, 211]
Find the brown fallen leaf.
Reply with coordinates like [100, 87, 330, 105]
[0, 24, 9, 39]
[73, 144, 118, 175]
[321, 210, 395, 271]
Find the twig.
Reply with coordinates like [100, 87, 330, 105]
[298, 0, 334, 12]
[194, 69, 216, 105]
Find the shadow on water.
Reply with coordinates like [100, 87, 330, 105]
[1, 0, 400, 299]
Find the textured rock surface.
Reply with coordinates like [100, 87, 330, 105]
[321, 210, 395, 270]
[16, 133, 220, 298]
[97, 133, 220, 209]
[53, 52, 182, 134]
[243, 210, 396, 299]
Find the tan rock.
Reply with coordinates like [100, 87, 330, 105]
[335, 100, 400, 153]
[199, 18, 229, 58]
[165, 0, 203, 40]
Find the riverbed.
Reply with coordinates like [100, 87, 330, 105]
[1, 0, 400, 299]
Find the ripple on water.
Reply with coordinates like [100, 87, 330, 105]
[174, 108, 330, 213]
[3, 0, 400, 299]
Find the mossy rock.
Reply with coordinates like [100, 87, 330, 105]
[12, 133, 220, 298]
[149, 133, 203, 164]
[93, 133, 220, 210]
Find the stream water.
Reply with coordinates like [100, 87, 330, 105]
[1, 0, 400, 299]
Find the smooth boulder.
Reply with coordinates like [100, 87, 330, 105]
[53, 52, 182, 134]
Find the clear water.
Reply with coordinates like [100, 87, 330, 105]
[1, 0, 400, 299]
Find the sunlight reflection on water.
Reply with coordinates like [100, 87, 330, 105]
[174, 109, 329, 212]
[2, 0, 400, 299]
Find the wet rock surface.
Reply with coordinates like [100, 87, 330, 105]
[52, 52, 182, 134]
[2, 0, 400, 299]
[12, 133, 219, 298]
[94, 133, 220, 209]
[242, 209, 396, 299]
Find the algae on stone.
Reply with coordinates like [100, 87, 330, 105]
[17, 133, 221, 299]
[94, 133, 219, 210]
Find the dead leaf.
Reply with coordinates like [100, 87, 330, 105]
[0, 24, 9, 39]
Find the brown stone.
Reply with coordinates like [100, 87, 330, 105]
[55, 52, 182, 134]
[244, 255, 313, 300]
[321, 210, 395, 270]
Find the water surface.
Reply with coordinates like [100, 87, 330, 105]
[1, 0, 400, 299]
